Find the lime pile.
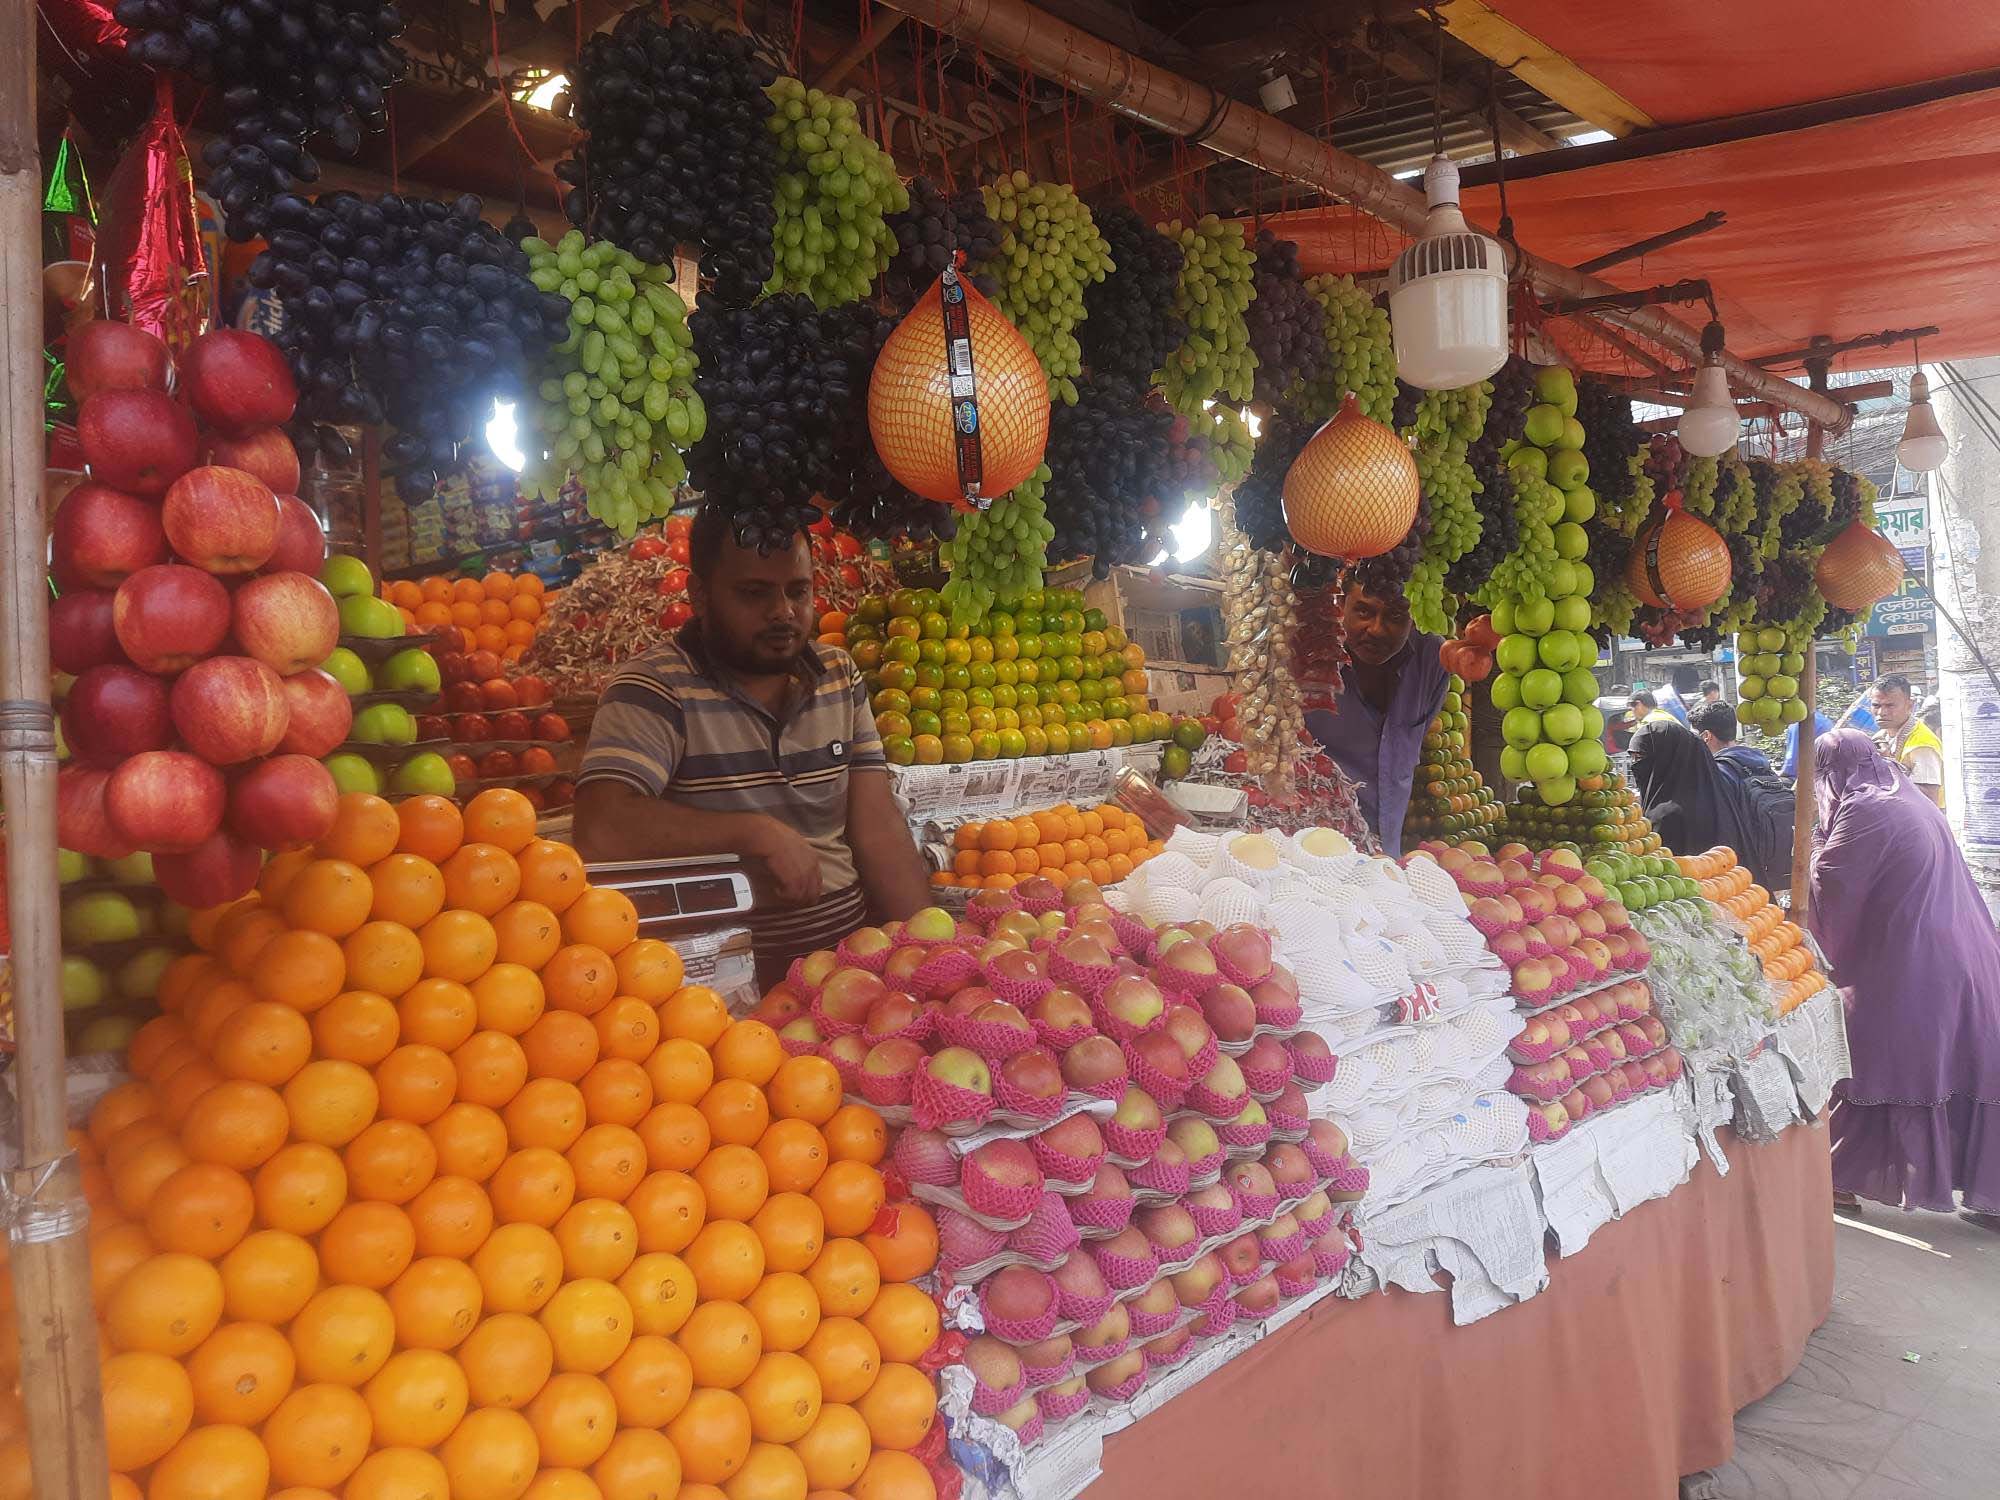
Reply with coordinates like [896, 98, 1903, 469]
[1508, 771, 1658, 857]
[845, 587, 1170, 764]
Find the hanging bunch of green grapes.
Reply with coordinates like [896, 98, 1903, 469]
[1716, 453, 1756, 535]
[939, 465, 1053, 624]
[1155, 215, 1258, 415]
[1681, 455, 1720, 517]
[1400, 382, 1491, 633]
[523, 231, 700, 533]
[1477, 470, 1562, 606]
[1299, 273, 1396, 424]
[1201, 404, 1255, 485]
[763, 78, 909, 306]
[977, 174, 1112, 405]
[1764, 464, 1806, 560]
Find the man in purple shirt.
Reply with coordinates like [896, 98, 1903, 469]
[1302, 568, 1449, 856]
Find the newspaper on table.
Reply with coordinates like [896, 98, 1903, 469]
[1532, 1088, 1699, 1257]
[891, 746, 1163, 827]
[1732, 1041, 1804, 1142]
[1774, 980, 1852, 1119]
[1344, 1158, 1549, 1323]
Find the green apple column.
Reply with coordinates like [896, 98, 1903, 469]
[0, 0, 112, 1488]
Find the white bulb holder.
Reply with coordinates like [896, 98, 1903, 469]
[1898, 369, 1948, 472]
[1387, 155, 1509, 390]
[1676, 319, 1739, 457]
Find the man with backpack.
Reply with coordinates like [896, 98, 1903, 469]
[1691, 700, 1795, 894]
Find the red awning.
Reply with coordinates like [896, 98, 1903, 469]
[1467, 1, 2000, 125]
[1259, 87, 2000, 371]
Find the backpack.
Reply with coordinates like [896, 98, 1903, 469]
[1715, 749, 1795, 892]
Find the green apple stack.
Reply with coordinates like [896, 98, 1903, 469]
[846, 585, 1169, 766]
[57, 849, 189, 1054]
[1403, 675, 1506, 844]
[1733, 623, 1812, 729]
[1486, 365, 1604, 807]
[1583, 849, 1699, 911]
[320, 560, 457, 802]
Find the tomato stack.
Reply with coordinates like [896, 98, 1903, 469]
[30, 789, 944, 1500]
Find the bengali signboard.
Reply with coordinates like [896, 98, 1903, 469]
[1866, 499, 1933, 639]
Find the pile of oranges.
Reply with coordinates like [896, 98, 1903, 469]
[28, 788, 945, 1500]
[384, 573, 555, 666]
[934, 800, 1165, 892]
[1675, 846, 1826, 1014]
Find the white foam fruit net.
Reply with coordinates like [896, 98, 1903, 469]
[1398, 853, 1464, 912]
[1164, 828, 1222, 867]
[1139, 850, 1205, 892]
[1197, 877, 1268, 929]
[1347, 936, 1413, 997]
[1137, 885, 1202, 929]
[1287, 946, 1385, 1016]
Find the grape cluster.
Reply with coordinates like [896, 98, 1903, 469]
[881, 177, 1003, 310]
[816, 303, 959, 542]
[940, 468, 1053, 621]
[1232, 409, 1317, 554]
[141, 0, 407, 240]
[1300, 274, 1396, 424]
[1246, 231, 1325, 407]
[1755, 553, 1816, 625]
[561, 14, 779, 306]
[1477, 471, 1561, 606]
[685, 293, 855, 547]
[977, 173, 1113, 405]
[246, 190, 565, 495]
[1444, 355, 1531, 597]
[1781, 458, 1838, 550]
[1156, 215, 1257, 416]
[1828, 466, 1865, 533]
[1078, 203, 1185, 388]
[1347, 489, 1431, 599]
[1645, 433, 1686, 506]
[1574, 380, 1654, 536]
[520, 233, 700, 534]
[1404, 382, 1491, 633]
[763, 77, 908, 306]
[1041, 380, 1192, 576]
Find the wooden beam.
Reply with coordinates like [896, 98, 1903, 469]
[1459, 65, 2000, 189]
[818, 12, 906, 88]
[400, 90, 503, 172]
[1438, 0, 1653, 136]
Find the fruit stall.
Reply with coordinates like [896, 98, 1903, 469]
[0, 2, 1985, 1498]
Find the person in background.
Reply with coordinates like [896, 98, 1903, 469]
[1692, 699, 1773, 781]
[1781, 708, 1833, 780]
[1871, 673, 1946, 807]
[1700, 679, 1723, 705]
[1302, 561, 1447, 858]
[1628, 716, 1775, 886]
[1692, 699, 1795, 892]
[1603, 684, 1635, 753]
[1628, 689, 1676, 730]
[1809, 728, 2000, 1226]
[574, 506, 933, 984]
[1651, 664, 1699, 726]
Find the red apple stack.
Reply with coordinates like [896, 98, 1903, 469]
[53, 322, 345, 903]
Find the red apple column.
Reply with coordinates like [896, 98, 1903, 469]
[0, 5, 113, 1494]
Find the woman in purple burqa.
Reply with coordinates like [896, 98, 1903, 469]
[1809, 728, 2000, 1218]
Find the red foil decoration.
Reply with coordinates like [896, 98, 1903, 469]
[93, 76, 211, 355]
[37, 0, 131, 56]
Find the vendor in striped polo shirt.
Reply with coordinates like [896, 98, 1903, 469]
[574, 506, 932, 982]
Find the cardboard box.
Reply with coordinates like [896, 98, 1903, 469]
[1146, 665, 1232, 718]
[1047, 561, 1228, 670]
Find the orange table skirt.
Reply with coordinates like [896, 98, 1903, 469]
[1091, 1120, 1834, 1500]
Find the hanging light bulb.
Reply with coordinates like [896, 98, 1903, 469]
[1898, 367, 1948, 473]
[1677, 318, 1739, 457]
[1387, 155, 1509, 389]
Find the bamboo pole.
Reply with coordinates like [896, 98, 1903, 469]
[0, 0, 113, 1493]
[1790, 365, 1833, 915]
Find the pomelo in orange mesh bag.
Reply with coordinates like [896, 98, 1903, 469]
[1815, 520, 1905, 609]
[868, 265, 1049, 508]
[1624, 500, 1732, 611]
[1282, 394, 1421, 558]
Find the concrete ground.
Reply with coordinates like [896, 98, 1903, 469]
[1705, 1207, 2000, 1498]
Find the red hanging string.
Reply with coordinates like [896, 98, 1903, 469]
[1016, 68, 1031, 172]
[1059, 76, 1079, 188]
[660, 0, 670, 21]
[791, 0, 804, 76]
[487, 0, 544, 175]
[386, 94, 400, 193]
[975, 48, 1008, 178]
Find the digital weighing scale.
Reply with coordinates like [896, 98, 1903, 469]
[581, 855, 758, 937]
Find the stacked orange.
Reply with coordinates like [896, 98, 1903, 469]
[933, 801, 1165, 892]
[386, 573, 557, 667]
[29, 788, 942, 1500]
[817, 613, 849, 651]
[1675, 847, 1826, 1014]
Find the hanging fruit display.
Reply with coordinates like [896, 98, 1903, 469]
[1282, 395, 1420, 559]
[1816, 521, 1906, 609]
[976, 173, 1113, 405]
[763, 77, 910, 306]
[1155, 216, 1259, 481]
[1299, 273, 1397, 426]
[1624, 503, 1733, 613]
[1215, 487, 1306, 791]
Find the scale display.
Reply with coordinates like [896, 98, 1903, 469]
[582, 856, 756, 931]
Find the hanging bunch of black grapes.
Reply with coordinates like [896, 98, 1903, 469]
[685, 294, 855, 547]
[880, 178, 1004, 310]
[1390, 378, 1424, 431]
[1040, 380, 1192, 575]
[1290, 553, 1341, 593]
[1445, 355, 1532, 594]
[1231, 408, 1317, 554]
[1078, 203, 1184, 389]
[1827, 465, 1865, 534]
[815, 302, 960, 541]
[1780, 461, 1836, 550]
[1245, 230, 1326, 408]
[145, 0, 409, 241]
[1574, 379, 1655, 535]
[1756, 553, 1815, 624]
[560, 13, 779, 306]
[1345, 490, 1431, 597]
[246, 190, 566, 494]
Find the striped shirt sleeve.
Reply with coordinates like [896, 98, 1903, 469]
[578, 668, 687, 796]
[842, 654, 886, 771]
